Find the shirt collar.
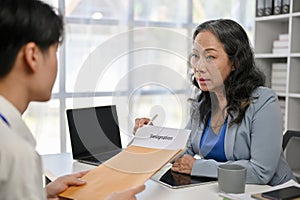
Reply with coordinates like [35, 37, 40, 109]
[0, 96, 36, 147]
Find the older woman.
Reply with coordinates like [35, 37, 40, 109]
[135, 19, 295, 186]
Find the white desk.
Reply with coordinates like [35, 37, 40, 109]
[41, 153, 270, 200]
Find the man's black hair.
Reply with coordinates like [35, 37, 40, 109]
[0, 0, 64, 77]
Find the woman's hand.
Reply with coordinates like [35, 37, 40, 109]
[45, 171, 89, 199]
[171, 154, 195, 175]
[105, 184, 146, 200]
[133, 118, 151, 134]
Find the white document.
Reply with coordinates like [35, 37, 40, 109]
[131, 125, 191, 150]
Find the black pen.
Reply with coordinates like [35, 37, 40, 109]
[146, 114, 158, 125]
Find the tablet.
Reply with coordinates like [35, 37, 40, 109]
[261, 186, 300, 200]
[151, 163, 217, 189]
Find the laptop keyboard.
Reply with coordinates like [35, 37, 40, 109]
[78, 149, 122, 165]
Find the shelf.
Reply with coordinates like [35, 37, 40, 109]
[288, 93, 300, 98]
[254, 20, 289, 54]
[291, 53, 300, 57]
[255, 14, 289, 22]
[255, 54, 287, 58]
[276, 92, 287, 97]
[255, 0, 300, 131]
[255, 54, 288, 58]
[292, 12, 300, 17]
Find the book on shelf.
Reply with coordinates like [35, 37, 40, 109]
[264, 0, 274, 16]
[272, 80, 287, 86]
[278, 99, 286, 112]
[279, 33, 289, 41]
[273, 0, 282, 15]
[272, 48, 289, 54]
[278, 99, 286, 107]
[272, 69, 287, 77]
[256, 0, 289, 17]
[271, 84, 286, 93]
[272, 71, 287, 78]
[272, 34, 289, 54]
[272, 63, 287, 70]
[271, 80, 286, 86]
[278, 99, 286, 124]
[256, 0, 265, 17]
[271, 63, 287, 93]
[273, 40, 289, 48]
[282, 0, 290, 14]
[272, 78, 287, 85]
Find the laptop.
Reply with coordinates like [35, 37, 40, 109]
[66, 105, 122, 166]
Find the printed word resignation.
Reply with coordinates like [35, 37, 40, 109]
[150, 134, 173, 141]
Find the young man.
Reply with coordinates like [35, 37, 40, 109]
[0, 0, 145, 199]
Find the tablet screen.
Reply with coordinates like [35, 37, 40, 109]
[158, 168, 217, 188]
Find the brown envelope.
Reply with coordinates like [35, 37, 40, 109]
[59, 145, 182, 200]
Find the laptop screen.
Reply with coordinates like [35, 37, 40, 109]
[66, 105, 122, 161]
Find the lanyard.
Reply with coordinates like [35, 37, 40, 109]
[0, 113, 10, 127]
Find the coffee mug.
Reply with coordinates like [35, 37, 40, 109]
[217, 164, 247, 194]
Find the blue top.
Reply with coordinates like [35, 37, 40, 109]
[200, 117, 227, 162]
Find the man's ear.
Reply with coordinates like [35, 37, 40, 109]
[23, 42, 40, 73]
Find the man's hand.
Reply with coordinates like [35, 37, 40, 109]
[105, 184, 146, 200]
[45, 171, 88, 199]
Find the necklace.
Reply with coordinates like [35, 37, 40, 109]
[209, 114, 228, 134]
[210, 113, 227, 127]
[210, 122, 225, 129]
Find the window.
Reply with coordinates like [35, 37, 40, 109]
[23, 0, 255, 154]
